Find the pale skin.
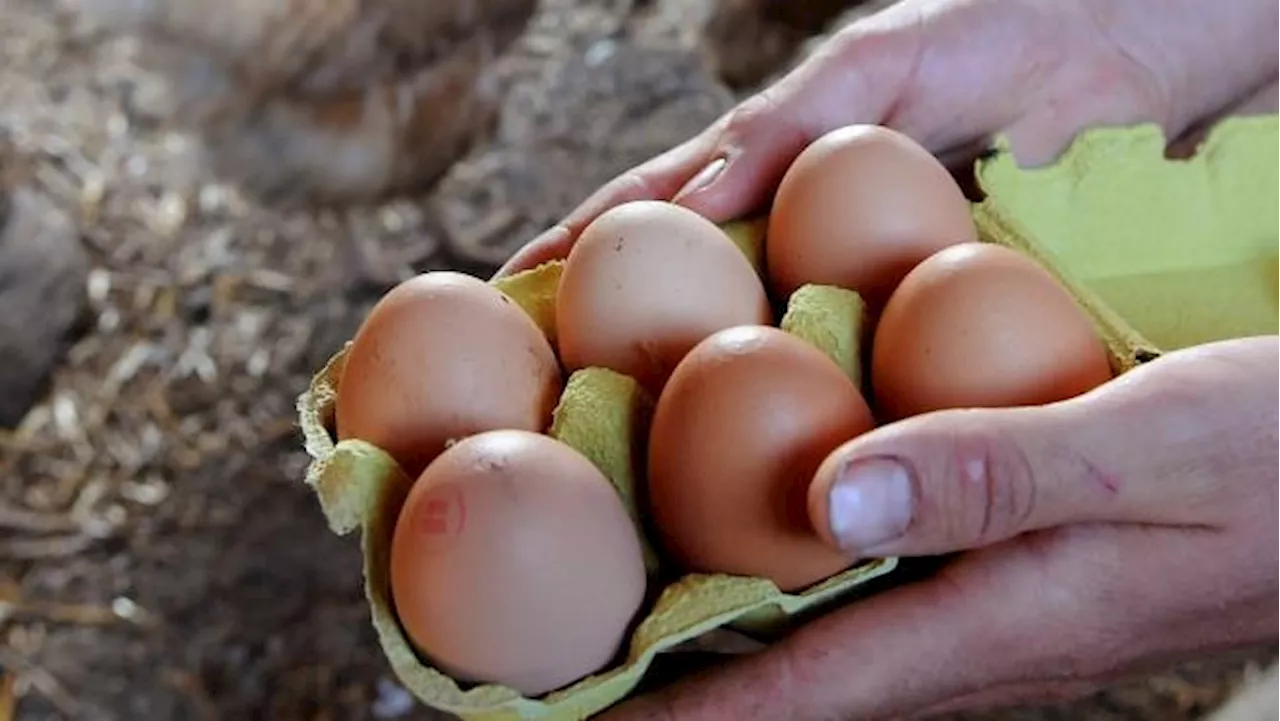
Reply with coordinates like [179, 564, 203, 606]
[495, 0, 1279, 718]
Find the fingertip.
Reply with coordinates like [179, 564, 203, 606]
[491, 225, 571, 279]
[1001, 120, 1077, 171]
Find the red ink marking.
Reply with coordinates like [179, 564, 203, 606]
[425, 498, 449, 518]
[412, 486, 467, 550]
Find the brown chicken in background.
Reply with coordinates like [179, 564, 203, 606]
[80, 0, 539, 206]
[67, 0, 539, 293]
[75, 0, 890, 206]
[77, 0, 887, 206]
[66, 0, 878, 288]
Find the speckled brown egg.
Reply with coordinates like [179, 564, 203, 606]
[646, 326, 875, 592]
[871, 242, 1114, 420]
[766, 124, 977, 307]
[335, 272, 562, 477]
[556, 200, 772, 393]
[389, 430, 647, 697]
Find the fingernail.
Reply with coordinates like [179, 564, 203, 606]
[672, 157, 727, 202]
[828, 457, 915, 553]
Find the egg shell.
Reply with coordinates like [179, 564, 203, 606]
[646, 325, 876, 592]
[871, 242, 1115, 420]
[389, 429, 647, 697]
[766, 124, 977, 307]
[335, 271, 563, 477]
[556, 200, 772, 393]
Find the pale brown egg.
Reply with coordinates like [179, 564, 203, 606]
[766, 124, 978, 307]
[646, 326, 875, 592]
[871, 243, 1114, 420]
[389, 430, 647, 697]
[336, 272, 562, 477]
[556, 200, 772, 393]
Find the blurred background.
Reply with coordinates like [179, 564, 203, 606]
[0, 0, 1274, 718]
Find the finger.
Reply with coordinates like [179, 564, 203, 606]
[491, 133, 717, 278]
[808, 336, 1279, 558]
[997, 51, 1174, 168]
[908, 676, 1102, 718]
[598, 556, 1007, 721]
[1167, 76, 1277, 159]
[667, 87, 817, 222]
[602, 514, 1273, 721]
[491, 225, 572, 279]
[600, 527, 1117, 721]
[674, 19, 923, 222]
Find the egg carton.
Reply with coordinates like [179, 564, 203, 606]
[296, 114, 1278, 720]
[296, 222, 900, 720]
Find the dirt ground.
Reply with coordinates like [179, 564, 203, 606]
[0, 0, 1274, 719]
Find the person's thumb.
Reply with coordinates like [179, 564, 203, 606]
[807, 335, 1279, 559]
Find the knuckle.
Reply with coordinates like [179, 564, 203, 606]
[715, 85, 814, 165]
[964, 423, 1040, 543]
[614, 172, 655, 206]
[562, 170, 658, 232]
[996, 438, 1039, 537]
[1077, 4, 1177, 130]
[721, 88, 784, 141]
[607, 169, 660, 205]
[1020, 533, 1130, 677]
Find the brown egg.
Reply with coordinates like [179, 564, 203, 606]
[646, 326, 874, 592]
[336, 272, 562, 477]
[766, 124, 977, 307]
[389, 430, 647, 697]
[871, 243, 1114, 420]
[556, 200, 772, 393]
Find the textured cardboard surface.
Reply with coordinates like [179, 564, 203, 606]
[974, 115, 1278, 352]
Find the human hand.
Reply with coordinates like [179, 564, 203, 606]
[495, 0, 1277, 278]
[599, 335, 1278, 721]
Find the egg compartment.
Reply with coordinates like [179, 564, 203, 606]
[296, 252, 899, 720]
[970, 114, 1278, 357]
[969, 180, 1153, 378]
[933, 116, 1277, 448]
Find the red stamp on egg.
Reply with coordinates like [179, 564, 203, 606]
[411, 485, 467, 551]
